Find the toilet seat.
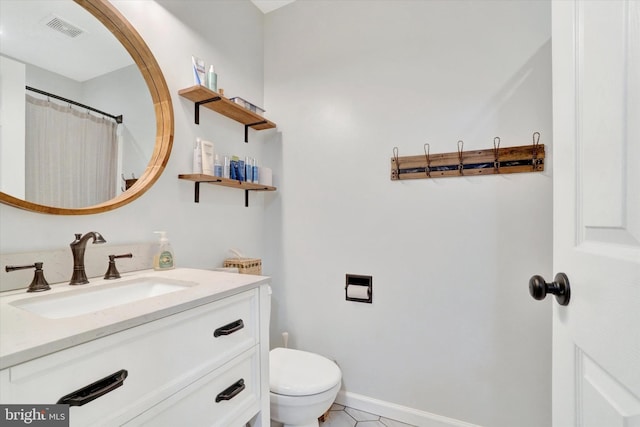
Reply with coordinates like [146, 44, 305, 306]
[270, 348, 341, 396]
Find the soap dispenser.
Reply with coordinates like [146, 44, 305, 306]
[153, 231, 175, 270]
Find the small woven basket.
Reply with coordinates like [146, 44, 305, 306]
[223, 257, 262, 275]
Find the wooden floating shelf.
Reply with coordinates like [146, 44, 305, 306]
[178, 86, 276, 136]
[179, 174, 276, 191]
[179, 174, 276, 207]
[391, 144, 545, 180]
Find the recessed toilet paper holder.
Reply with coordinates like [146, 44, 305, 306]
[345, 274, 372, 303]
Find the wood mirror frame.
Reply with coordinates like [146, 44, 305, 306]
[0, 0, 173, 215]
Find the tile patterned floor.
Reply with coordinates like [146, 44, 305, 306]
[319, 404, 416, 427]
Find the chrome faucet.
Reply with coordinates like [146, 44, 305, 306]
[70, 232, 106, 285]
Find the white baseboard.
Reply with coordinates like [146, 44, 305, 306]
[335, 391, 483, 427]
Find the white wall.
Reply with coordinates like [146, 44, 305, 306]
[25, 61, 83, 101]
[263, 1, 552, 427]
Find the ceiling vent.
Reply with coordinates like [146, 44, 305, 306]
[45, 16, 84, 38]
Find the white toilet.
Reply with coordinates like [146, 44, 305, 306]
[270, 347, 342, 427]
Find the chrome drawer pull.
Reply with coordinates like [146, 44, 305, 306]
[57, 369, 128, 407]
[214, 319, 244, 337]
[215, 379, 245, 403]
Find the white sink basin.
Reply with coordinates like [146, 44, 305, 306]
[10, 277, 195, 319]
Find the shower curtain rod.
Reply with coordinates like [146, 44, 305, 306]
[26, 86, 123, 124]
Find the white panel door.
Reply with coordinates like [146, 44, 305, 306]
[551, 1, 640, 427]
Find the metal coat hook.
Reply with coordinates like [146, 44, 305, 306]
[532, 131, 541, 171]
[457, 140, 464, 175]
[393, 147, 400, 180]
[121, 173, 138, 192]
[424, 143, 431, 177]
[493, 137, 501, 173]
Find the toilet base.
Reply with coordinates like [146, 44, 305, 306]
[270, 420, 318, 427]
[282, 421, 318, 427]
[270, 382, 340, 427]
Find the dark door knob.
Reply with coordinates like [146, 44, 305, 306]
[529, 273, 571, 306]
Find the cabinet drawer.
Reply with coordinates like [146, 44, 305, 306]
[124, 346, 260, 427]
[0, 289, 258, 426]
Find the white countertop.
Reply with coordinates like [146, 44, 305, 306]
[0, 268, 270, 370]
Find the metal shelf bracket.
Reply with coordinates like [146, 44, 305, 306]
[194, 96, 222, 124]
[244, 121, 268, 143]
[191, 180, 258, 207]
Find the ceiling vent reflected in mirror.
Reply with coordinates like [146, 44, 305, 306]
[44, 15, 84, 38]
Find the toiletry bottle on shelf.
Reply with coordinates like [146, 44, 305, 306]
[206, 65, 217, 92]
[238, 158, 245, 181]
[252, 158, 259, 184]
[192, 56, 205, 85]
[153, 231, 175, 270]
[200, 140, 214, 175]
[214, 154, 222, 177]
[223, 156, 230, 179]
[245, 157, 253, 182]
[230, 156, 239, 180]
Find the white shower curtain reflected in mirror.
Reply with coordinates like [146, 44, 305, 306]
[25, 94, 118, 208]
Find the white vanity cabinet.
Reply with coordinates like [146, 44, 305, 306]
[0, 283, 271, 427]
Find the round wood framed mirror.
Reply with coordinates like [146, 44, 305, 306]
[0, 0, 173, 215]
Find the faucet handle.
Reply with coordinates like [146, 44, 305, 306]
[104, 253, 133, 280]
[5, 262, 51, 292]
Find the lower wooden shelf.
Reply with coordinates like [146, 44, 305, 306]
[178, 174, 276, 207]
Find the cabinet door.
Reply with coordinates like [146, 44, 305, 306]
[1, 289, 259, 426]
[124, 347, 260, 427]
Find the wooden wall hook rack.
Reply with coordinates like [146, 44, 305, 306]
[390, 135, 545, 181]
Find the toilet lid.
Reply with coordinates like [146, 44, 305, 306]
[270, 348, 342, 396]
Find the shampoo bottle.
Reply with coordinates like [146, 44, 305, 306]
[238, 158, 245, 181]
[214, 154, 223, 177]
[153, 231, 175, 270]
[206, 65, 217, 92]
[252, 158, 259, 184]
[223, 156, 230, 178]
[245, 156, 252, 182]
